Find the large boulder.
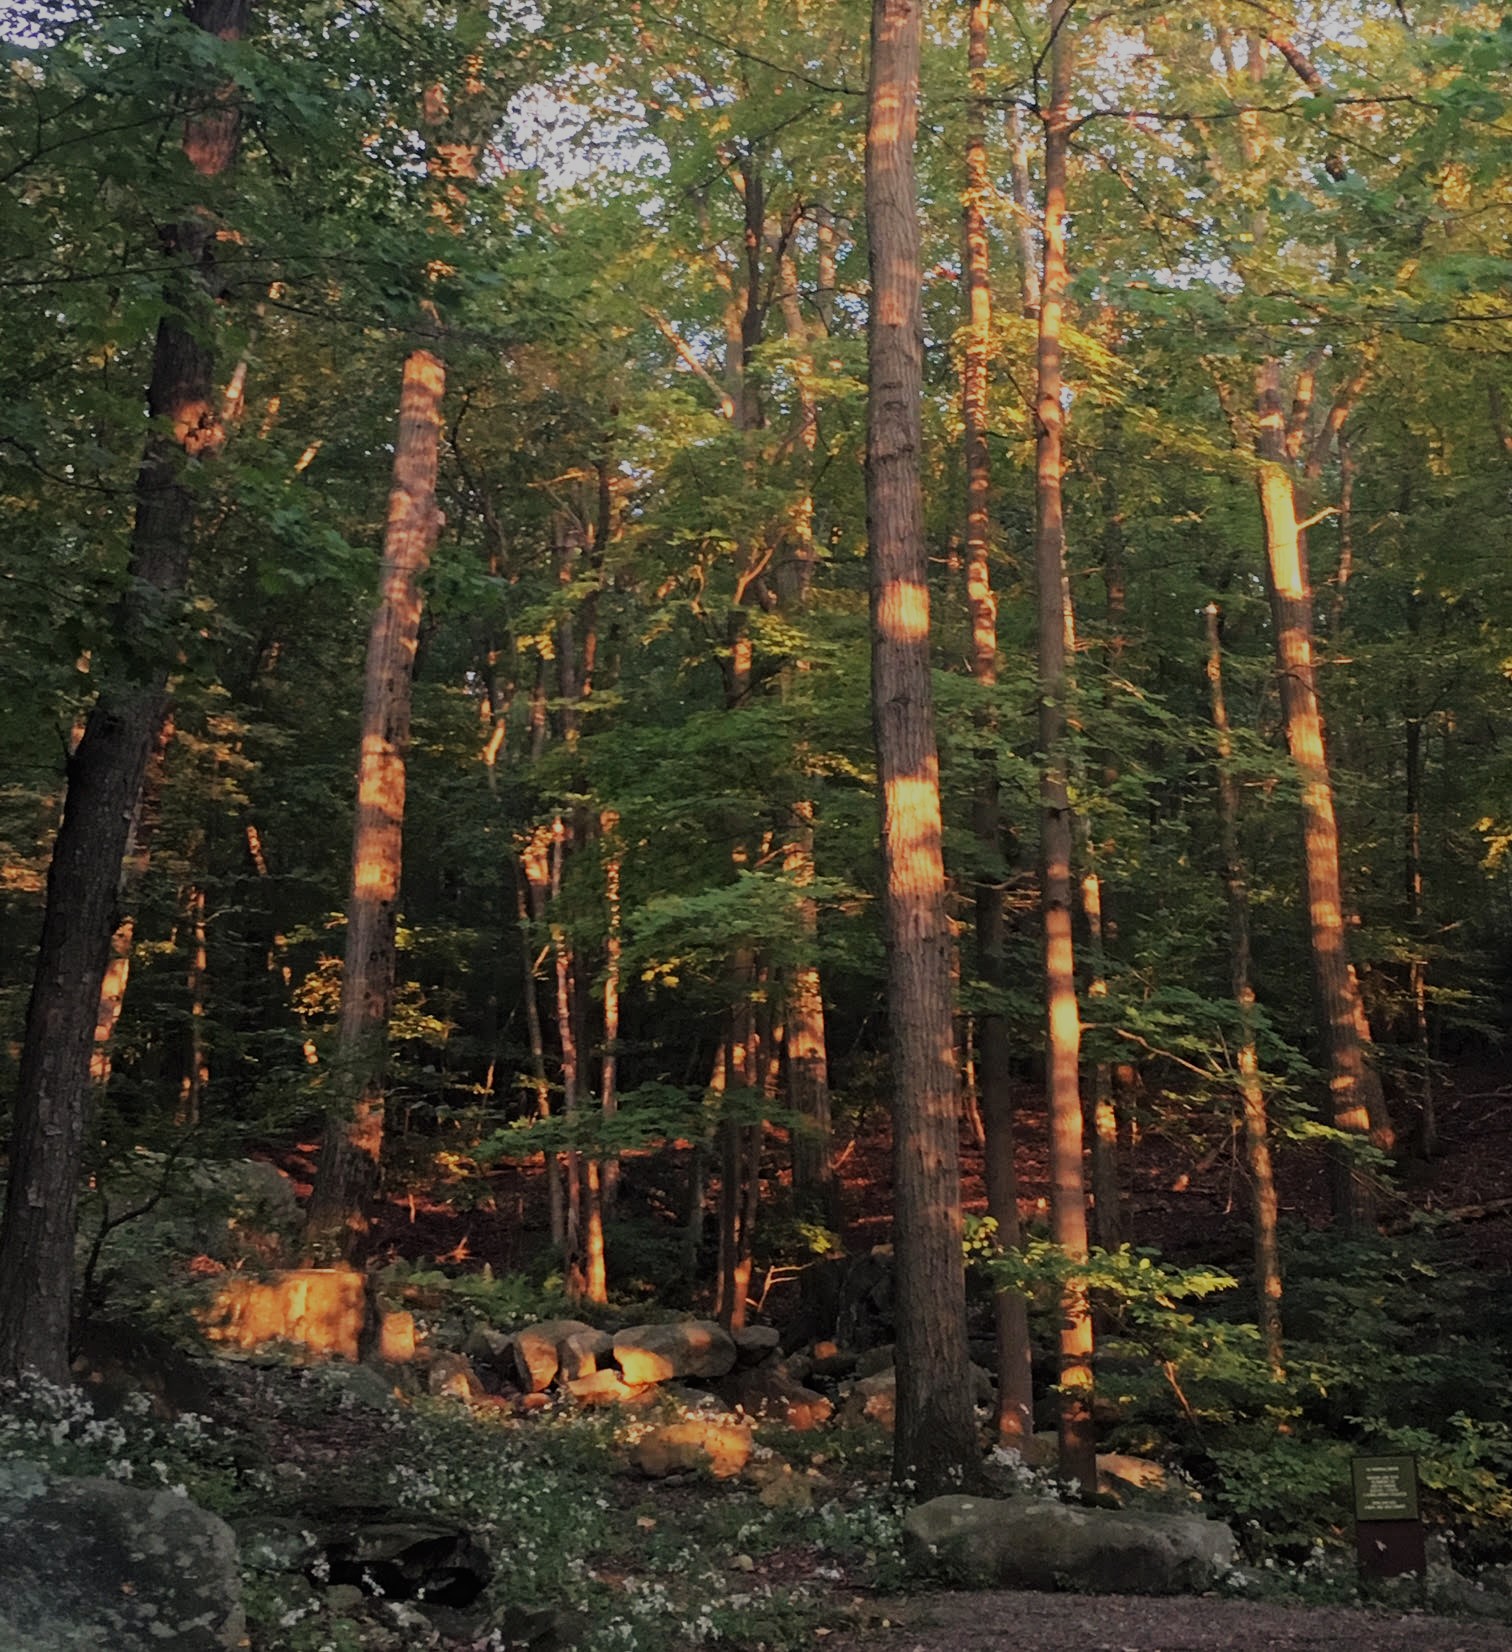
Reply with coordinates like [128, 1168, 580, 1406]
[560, 1328, 615, 1382]
[512, 1318, 594, 1393]
[201, 1266, 368, 1361]
[612, 1321, 736, 1385]
[903, 1494, 1234, 1596]
[0, 1465, 245, 1650]
[633, 1420, 752, 1480]
[732, 1325, 781, 1367]
[715, 1363, 833, 1430]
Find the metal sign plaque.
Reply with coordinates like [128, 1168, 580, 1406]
[1352, 1455, 1420, 1523]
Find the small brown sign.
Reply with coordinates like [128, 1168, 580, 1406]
[1352, 1455, 1420, 1522]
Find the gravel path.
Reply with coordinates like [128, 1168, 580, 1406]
[829, 1589, 1512, 1651]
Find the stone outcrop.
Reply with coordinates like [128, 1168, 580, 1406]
[0, 1466, 245, 1651]
[715, 1364, 833, 1430]
[560, 1328, 615, 1381]
[612, 1321, 736, 1385]
[202, 1267, 368, 1361]
[633, 1420, 752, 1479]
[513, 1319, 594, 1393]
[903, 1494, 1234, 1595]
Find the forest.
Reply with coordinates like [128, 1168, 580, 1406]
[4, 0, 1512, 1648]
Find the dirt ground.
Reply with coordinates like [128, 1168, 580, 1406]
[830, 1589, 1512, 1651]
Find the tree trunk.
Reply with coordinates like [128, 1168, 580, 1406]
[1205, 603, 1285, 1380]
[774, 229, 838, 1237]
[1254, 363, 1383, 1233]
[91, 713, 174, 1089]
[1404, 699, 1437, 1157]
[178, 881, 210, 1127]
[866, 0, 977, 1495]
[962, 0, 1033, 1443]
[1035, 0, 1097, 1492]
[513, 849, 564, 1250]
[306, 345, 445, 1257]
[0, 0, 251, 1384]
[600, 808, 623, 1207]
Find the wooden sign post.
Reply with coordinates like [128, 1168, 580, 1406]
[1352, 1454, 1426, 1588]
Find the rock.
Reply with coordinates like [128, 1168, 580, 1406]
[612, 1321, 737, 1385]
[378, 1311, 417, 1363]
[757, 1468, 815, 1512]
[326, 1583, 367, 1613]
[715, 1364, 833, 1431]
[324, 1362, 399, 1410]
[513, 1319, 593, 1393]
[732, 1325, 781, 1366]
[202, 1267, 368, 1362]
[903, 1494, 1235, 1595]
[833, 1246, 894, 1352]
[633, 1420, 753, 1480]
[854, 1343, 895, 1379]
[321, 1516, 491, 1607]
[0, 1471, 244, 1650]
[1097, 1453, 1168, 1496]
[560, 1328, 615, 1382]
[1020, 1431, 1060, 1468]
[232, 1515, 321, 1573]
[840, 1369, 896, 1429]
[462, 1325, 513, 1368]
[427, 1351, 480, 1401]
[565, 1369, 656, 1408]
[809, 1338, 855, 1379]
[71, 1318, 216, 1419]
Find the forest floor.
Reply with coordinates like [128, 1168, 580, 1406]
[202, 1062, 1512, 1648]
[830, 1588, 1512, 1651]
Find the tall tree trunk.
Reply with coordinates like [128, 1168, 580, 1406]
[962, 0, 1033, 1442]
[1404, 687, 1436, 1157]
[0, 0, 251, 1384]
[1035, 0, 1097, 1492]
[549, 815, 586, 1290]
[1205, 603, 1285, 1380]
[866, 0, 977, 1495]
[1254, 362, 1383, 1234]
[775, 233, 837, 1236]
[91, 713, 175, 1089]
[514, 848, 564, 1250]
[178, 880, 210, 1127]
[306, 345, 445, 1257]
[600, 808, 623, 1208]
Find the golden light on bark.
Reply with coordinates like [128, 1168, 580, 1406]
[876, 578, 931, 643]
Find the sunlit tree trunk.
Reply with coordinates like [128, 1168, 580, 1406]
[1035, 0, 1097, 1492]
[549, 814, 587, 1291]
[600, 808, 623, 1208]
[775, 238, 837, 1236]
[961, 0, 1033, 1442]
[91, 714, 174, 1089]
[1205, 603, 1284, 1380]
[867, 0, 977, 1494]
[306, 345, 445, 1257]
[178, 881, 211, 1127]
[514, 846, 564, 1250]
[0, 0, 251, 1384]
[1255, 363, 1384, 1234]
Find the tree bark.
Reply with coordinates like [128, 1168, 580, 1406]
[1035, 0, 1097, 1493]
[306, 345, 445, 1257]
[1205, 603, 1285, 1380]
[866, 0, 978, 1495]
[0, 0, 251, 1384]
[962, 0, 1033, 1443]
[91, 713, 174, 1089]
[1254, 362, 1384, 1234]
